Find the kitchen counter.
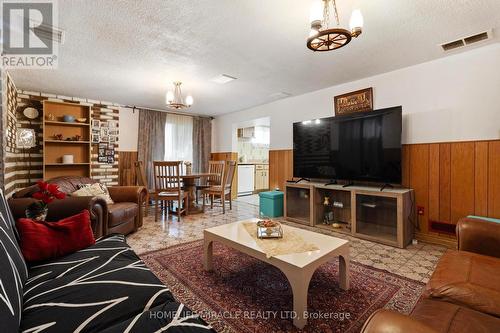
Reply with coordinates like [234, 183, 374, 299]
[238, 162, 268, 165]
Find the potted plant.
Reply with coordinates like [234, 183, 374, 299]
[26, 181, 66, 221]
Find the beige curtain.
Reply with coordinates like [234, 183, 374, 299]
[137, 109, 167, 189]
[192, 117, 212, 173]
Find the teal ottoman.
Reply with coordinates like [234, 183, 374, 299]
[259, 191, 284, 218]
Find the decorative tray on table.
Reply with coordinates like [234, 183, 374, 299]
[256, 219, 283, 239]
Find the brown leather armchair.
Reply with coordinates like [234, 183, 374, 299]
[361, 217, 500, 333]
[9, 176, 147, 237]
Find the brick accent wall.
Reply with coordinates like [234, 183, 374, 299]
[3, 73, 21, 196]
[0, 72, 5, 190]
[3, 87, 122, 196]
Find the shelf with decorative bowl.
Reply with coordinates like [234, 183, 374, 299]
[45, 120, 90, 127]
[45, 140, 90, 144]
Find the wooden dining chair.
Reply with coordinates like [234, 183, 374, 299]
[202, 160, 236, 214]
[195, 160, 225, 203]
[135, 161, 153, 216]
[153, 161, 189, 221]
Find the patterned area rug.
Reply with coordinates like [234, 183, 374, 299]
[142, 241, 425, 333]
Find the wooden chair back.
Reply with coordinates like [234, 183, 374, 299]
[207, 160, 225, 186]
[179, 161, 186, 175]
[224, 161, 237, 189]
[153, 161, 182, 193]
[135, 161, 148, 188]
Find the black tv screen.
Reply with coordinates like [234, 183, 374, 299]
[293, 106, 402, 184]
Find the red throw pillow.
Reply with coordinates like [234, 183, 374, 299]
[16, 210, 95, 262]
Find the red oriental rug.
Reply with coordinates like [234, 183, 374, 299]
[141, 241, 424, 332]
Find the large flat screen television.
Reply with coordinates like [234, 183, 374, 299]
[293, 106, 402, 184]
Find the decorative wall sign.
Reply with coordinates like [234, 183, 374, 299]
[334, 87, 373, 116]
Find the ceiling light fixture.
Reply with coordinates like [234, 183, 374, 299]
[307, 0, 363, 52]
[165, 82, 193, 110]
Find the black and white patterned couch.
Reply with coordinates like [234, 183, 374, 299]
[0, 189, 214, 333]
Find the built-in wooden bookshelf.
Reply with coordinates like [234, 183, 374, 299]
[43, 101, 92, 179]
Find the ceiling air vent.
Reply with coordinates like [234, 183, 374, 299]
[211, 74, 237, 84]
[441, 39, 464, 51]
[440, 29, 493, 52]
[269, 92, 292, 99]
[464, 31, 489, 45]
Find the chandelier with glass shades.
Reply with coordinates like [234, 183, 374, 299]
[307, 0, 363, 52]
[165, 82, 194, 110]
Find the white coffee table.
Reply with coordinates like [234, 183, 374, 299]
[203, 219, 350, 329]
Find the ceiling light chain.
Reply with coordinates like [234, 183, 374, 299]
[323, 0, 330, 29]
[331, 0, 340, 27]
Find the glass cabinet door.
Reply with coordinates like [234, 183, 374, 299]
[355, 194, 398, 243]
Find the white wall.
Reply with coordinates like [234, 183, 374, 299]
[212, 43, 500, 151]
[118, 107, 139, 151]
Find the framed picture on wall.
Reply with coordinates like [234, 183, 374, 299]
[100, 135, 109, 143]
[91, 119, 100, 129]
[108, 120, 118, 128]
[91, 134, 100, 143]
[334, 87, 373, 116]
[108, 128, 119, 136]
[100, 128, 109, 136]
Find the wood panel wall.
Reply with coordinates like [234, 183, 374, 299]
[210, 152, 238, 199]
[269, 149, 293, 191]
[269, 140, 500, 247]
[118, 151, 138, 186]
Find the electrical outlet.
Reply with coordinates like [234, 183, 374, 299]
[417, 206, 425, 216]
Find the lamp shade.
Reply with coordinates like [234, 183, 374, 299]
[349, 9, 364, 30]
[16, 128, 36, 148]
[309, 0, 323, 23]
[166, 91, 174, 104]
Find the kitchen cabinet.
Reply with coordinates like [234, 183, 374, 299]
[254, 164, 269, 191]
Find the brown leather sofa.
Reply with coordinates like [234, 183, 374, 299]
[361, 217, 500, 333]
[8, 176, 147, 238]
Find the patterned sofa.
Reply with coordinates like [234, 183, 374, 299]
[0, 189, 214, 333]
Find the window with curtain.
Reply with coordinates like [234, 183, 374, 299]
[164, 114, 193, 163]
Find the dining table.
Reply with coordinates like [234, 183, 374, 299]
[180, 172, 217, 214]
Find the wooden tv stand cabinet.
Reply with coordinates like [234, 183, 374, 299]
[284, 182, 415, 248]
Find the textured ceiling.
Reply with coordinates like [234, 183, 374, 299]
[9, 0, 500, 116]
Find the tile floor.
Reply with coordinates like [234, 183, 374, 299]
[235, 194, 260, 206]
[127, 200, 447, 283]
